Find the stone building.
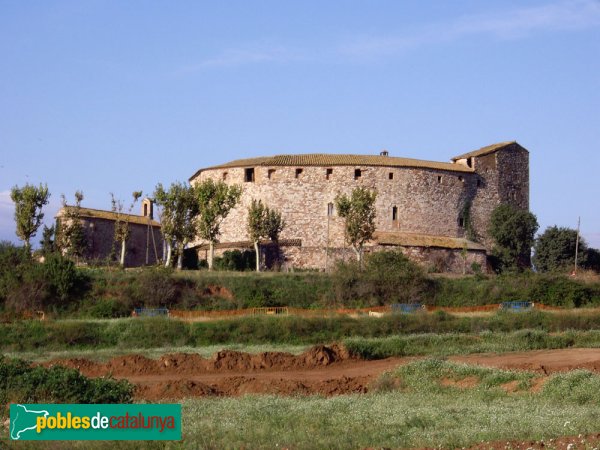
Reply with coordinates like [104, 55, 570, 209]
[55, 198, 163, 267]
[189, 141, 529, 273]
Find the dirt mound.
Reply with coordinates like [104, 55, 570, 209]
[43, 344, 355, 379]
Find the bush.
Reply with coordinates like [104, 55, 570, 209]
[331, 250, 427, 307]
[0, 355, 133, 404]
[213, 250, 255, 271]
[133, 267, 179, 307]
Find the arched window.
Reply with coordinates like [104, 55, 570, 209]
[327, 202, 334, 217]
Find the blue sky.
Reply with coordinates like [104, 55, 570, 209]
[1, 0, 599, 248]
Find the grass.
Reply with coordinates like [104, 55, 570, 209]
[5, 310, 600, 352]
[4, 343, 310, 363]
[3, 360, 600, 449]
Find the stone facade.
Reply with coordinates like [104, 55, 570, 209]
[189, 142, 529, 273]
[56, 202, 164, 267]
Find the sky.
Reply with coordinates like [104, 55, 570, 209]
[1, 0, 599, 248]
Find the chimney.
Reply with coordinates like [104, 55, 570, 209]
[380, 150, 389, 157]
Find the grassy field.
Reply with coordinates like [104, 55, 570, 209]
[5, 310, 600, 352]
[3, 360, 600, 449]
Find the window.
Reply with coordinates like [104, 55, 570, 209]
[268, 169, 276, 179]
[392, 206, 398, 221]
[467, 157, 473, 168]
[143, 203, 148, 217]
[388, 172, 394, 180]
[354, 168, 362, 180]
[295, 168, 303, 178]
[458, 217, 465, 228]
[222, 172, 228, 181]
[245, 168, 255, 182]
[327, 202, 334, 217]
[458, 176, 463, 183]
[477, 179, 482, 187]
[437, 175, 442, 183]
[326, 168, 333, 180]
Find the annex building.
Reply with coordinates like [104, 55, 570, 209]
[189, 141, 529, 273]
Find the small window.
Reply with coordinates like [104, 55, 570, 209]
[326, 168, 333, 180]
[437, 175, 442, 183]
[477, 179, 481, 187]
[327, 202, 334, 217]
[244, 168, 255, 182]
[354, 168, 362, 180]
[467, 158, 473, 168]
[222, 172, 228, 181]
[392, 206, 398, 221]
[458, 176, 463, 183]
[143, 203, 148, 217]
[295, 168, 303, 178]
[458, 217, 465, 228]
[268, 169, 276, 179]
[388, 172, 394, 180]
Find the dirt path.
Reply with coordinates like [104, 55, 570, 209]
[450, 348, 600, 373]
[42, 345, 409, 401]
[42, 346, 600, 401]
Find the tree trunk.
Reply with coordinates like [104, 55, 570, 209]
[119, 240, 126, 267]
[254, 240, 261, 272]
[354, 246, 362, 269]
[208, 241, 215, 271]
[165, 242, 172, 268]
[177, 244, 184, 270]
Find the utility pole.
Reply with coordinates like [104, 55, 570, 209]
[574, 216, 581, 275]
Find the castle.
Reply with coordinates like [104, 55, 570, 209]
[189, 141, 529, 273]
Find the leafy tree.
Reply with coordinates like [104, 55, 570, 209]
[489, 204, 539, 271]
[334, 187, 377, 267]
[111, 191, 142, 267]
[585, 248, 600, 273]
[56, 191, 87, 261]
[40, 225, 56, 257]
[533, 226, 587, 273]
[154, 182, 199, 270]
[10, 183, 50, 252]
[195, 179, 242, 270]
[247, 199, 285, 272]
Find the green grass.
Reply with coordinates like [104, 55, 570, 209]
[3, 360, 600, 449]
[5, 343, 310, 363]
[5, 310, 600, 352]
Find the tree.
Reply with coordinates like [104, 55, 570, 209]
[489, 204, 539, 271]
[334, 187, 377, 267]
[10, 183, 50, 252]
[56, 191, 87, 261]
[111, 191, 143, 267]
[533, 226, 587, 273]
[247, 199, 285, 272]
[40, 225, 56, 257]
[154, 182, 199, 270]
[195, 179, 242, 270]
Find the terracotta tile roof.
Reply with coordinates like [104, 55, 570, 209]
[57, 206, 161, 227]
[451, 141, 520, 161]
[374, 231, 487, 251]
[190, 153, 474, 180]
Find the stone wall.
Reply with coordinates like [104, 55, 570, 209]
[75, 218, 163, 267]
[190, 144, 529, 272]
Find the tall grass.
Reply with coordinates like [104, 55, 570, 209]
[5, 311, 600, 352]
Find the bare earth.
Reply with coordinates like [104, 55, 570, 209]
[41, 346, 600, 402]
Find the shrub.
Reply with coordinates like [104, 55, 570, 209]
[0, 355, 133, 404]
[331, 250, 427, 307]
[133, 267, 179, 307]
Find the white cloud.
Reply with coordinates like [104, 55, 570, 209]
[341, 0, 600, 58]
